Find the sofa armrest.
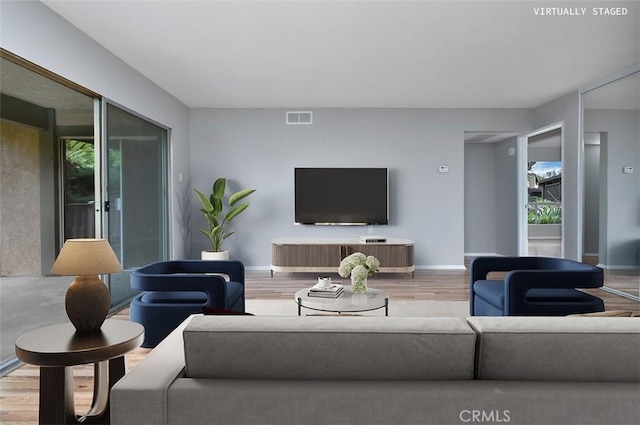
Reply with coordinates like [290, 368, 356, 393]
[471, 257, 566, 282]
[506, 268, 603, 291]
[111, 315, 194, 425]
[504, 268, 603, 314]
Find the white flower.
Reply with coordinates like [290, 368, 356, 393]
[351, 265, 368, 281]
[337, 252, 379, 279]
[338, 261, 353, 278]
[365, 256, 380, 274]
[347, 252, 367, 264]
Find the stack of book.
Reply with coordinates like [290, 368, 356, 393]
[307, 283, 344, 298]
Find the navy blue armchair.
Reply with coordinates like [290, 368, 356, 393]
[130, 260, 245, 347]
[470, 256, 604, 316]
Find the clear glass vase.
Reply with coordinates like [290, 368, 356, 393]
[351, 275, 368, 294]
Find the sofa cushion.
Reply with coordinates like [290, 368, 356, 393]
[183, 316, 476, 381]
[473, 280, 503, 307]
[467, 317, 640, 382]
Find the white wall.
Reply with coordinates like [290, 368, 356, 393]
[190, 108, 532, 268]
[0, 1, 191, 258]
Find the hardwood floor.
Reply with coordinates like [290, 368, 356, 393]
[1, 268, 638, 424]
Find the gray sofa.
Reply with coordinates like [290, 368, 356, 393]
[111, 315, 640, 425]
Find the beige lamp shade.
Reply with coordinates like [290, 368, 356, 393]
[51, 238, 122, 332]
[51, 238, 122, 276]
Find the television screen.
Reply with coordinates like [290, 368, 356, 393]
[294, 168, 389, 225]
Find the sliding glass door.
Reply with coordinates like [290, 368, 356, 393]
[103, 101, 169, 305]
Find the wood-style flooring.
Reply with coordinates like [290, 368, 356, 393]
[1, 268, 638, 425]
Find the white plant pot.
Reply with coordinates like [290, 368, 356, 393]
[201, 250, 229, 260]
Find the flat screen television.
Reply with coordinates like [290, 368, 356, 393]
[294, 167, 389, 225]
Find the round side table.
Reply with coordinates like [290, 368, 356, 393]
[15, 319, 144, 425]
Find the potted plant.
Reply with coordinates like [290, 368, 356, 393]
[195, 178, 256, 260]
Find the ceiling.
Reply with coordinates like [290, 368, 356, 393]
[40, 0, 640, 109]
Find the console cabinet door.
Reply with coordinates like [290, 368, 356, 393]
[271, 244, 342, 267]
[343, 244, 414, 267]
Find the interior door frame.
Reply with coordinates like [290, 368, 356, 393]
[517, 121, 565, 257]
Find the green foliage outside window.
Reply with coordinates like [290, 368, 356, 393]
[64, 140, 94, 203]
[528, 197, 562, 224]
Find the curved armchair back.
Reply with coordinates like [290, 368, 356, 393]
[130, 260, 246, 347]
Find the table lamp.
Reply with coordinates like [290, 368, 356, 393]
[51, 238, 122, 332]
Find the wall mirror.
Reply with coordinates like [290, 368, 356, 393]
[581, 69, 639, 300]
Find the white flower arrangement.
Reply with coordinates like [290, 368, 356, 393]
[338, 252, 380, 293]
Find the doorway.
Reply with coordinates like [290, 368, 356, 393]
[518, 124, 564, 257]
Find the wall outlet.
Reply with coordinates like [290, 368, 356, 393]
[623, 166, 634, 174]
[439, 165, 449, 173]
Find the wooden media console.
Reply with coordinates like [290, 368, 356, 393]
[270, 238, 415, 277]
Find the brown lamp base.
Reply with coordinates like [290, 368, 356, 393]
[65, 275, 110, 332]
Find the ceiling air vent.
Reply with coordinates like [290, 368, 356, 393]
[286, 111, 313, 125]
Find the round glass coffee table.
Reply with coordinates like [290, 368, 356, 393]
[295, 287, 389, 316]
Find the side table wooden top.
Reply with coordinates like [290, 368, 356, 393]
[15, 319, 144, 367]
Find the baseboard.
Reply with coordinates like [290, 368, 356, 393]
[597, 264, 640, 270]
[245, 266, 272, 271]
[464, 252, 500, 257]
[415, 265, 467, 270]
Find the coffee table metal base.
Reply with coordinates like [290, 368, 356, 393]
[295, 288, 389, 316]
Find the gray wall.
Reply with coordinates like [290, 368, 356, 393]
[190, 108, 532, 268]
[585, 109, 640, 268]
[464, 137, 518, 256]
[583, 141, 600, 256]
[494, 138, 519, 256]
[0, 1, 191, 259]
[464, 143, 496, 255]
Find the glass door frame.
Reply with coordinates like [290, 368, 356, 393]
[98, 98, 171, 308]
